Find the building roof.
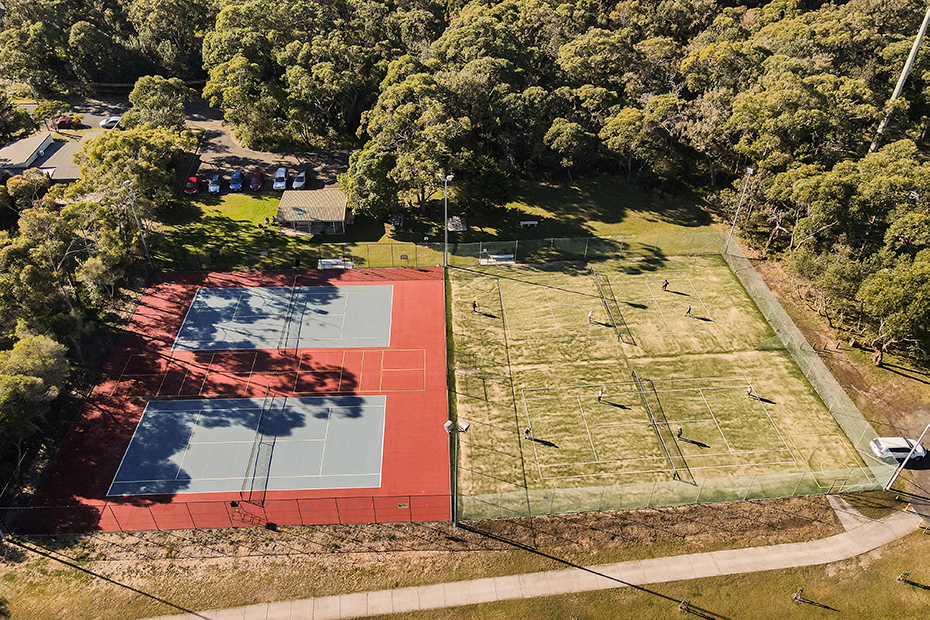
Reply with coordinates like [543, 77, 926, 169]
[0, 133, 54, 170]
[35, 140, 82, 181]
[277, 189, 349, 222]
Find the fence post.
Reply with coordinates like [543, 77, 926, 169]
[584, 238, 589, 259]
[792, 472, 806, 497]
[744, 474, 757, 501]
[647, 481, 657, 507]
[695, 478, 705, 503]
[514, 240, 519, 261]
[598, 485, 605, 511]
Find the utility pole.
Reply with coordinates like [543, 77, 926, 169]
[870, 6, 930, 153]
[723, 167, 754, 255]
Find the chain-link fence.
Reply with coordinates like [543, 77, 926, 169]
[158, 232, 729, 271]
[461, 467, 880, 520]
[454, 233, 895, 521]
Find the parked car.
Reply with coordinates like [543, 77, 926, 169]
[208, 174, 222, 194]
[870, 437, 927, 460]
[273, 167, 288, 191]
[250, 170, 264, 191]
[52, 115, 79, 129]
[99, 116, 121, 129]
[292, 170, 306, 190]
[184, 176, 200, 195]
[229, 170, 244, 191]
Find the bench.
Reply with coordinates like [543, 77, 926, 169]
[317, 258, 354, 269]
[520, 220, 538, 228]
[480, 254, 516, 265]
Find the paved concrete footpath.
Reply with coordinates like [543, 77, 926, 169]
[147, 503, 921, 620]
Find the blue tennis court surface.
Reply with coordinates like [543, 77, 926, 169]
[173, 285, 393, 351]
[107, 395, 386, 496]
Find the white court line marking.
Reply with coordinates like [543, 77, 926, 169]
[577, 396, 598, 462]
[700, 388, 732, 452]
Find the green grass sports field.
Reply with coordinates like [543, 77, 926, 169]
[448, 254, 865, 518]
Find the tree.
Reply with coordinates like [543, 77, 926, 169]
[857, 255, 930, 363]
[6, 168, 52, 211]
[32, 100, 70, 131]
[71, 126, 195, 212]
[339, 145, 401, 219]
[0, 334, 68, 477]
[544, 118, 598, 182]
[0, 91, 34, 143]
[361, 68, 470, 209]
[121, 75, 195, 130]
[127, 0, 216, 78]
[600, 107, 646, 179]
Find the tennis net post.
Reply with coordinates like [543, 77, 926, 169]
[241, 384, 274, 505]
[591, 268, 633, 345]
[277, 277, 300, 356]
[631, 370, 692, 483]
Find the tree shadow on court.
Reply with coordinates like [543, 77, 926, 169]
[174, 286, 345, 350]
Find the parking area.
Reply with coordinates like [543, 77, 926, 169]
[183, 100, 349, 196]
[51, 98, 349, 196]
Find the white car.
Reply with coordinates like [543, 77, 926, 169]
[870, 437, 926, 460]
[292, 170, 306, 190]
[273, 167, 287, 190]
[99, 116, 121, 129]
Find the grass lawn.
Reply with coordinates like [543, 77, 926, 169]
[151, 177, 719, 271]
[365, 528, 930, 620]
[448, 254, 873, 519]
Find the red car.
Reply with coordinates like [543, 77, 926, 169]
[51, 115, 78, 129]
[184, 176, 200, 195]
[250, 170, 264, 191]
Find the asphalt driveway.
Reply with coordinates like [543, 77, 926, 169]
[185, 99, 349, 191]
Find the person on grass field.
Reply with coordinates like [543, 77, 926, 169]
[597, 389, 604, 403]
[685, 305, 691, 316]
[588, 310, 594, 323]
[662, 279, 668, 291]
[524, 427, 532, 439]
[472, 301, 478, 313]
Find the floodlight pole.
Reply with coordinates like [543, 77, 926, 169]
[444, 420, 467, 527]
[438, 173, 454, 267]
[723, 166, 754, 256]
[122, 180, 154, 269]
[884, 423, 930, 491]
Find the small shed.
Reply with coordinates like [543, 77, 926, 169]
[277, 188, 354, 235]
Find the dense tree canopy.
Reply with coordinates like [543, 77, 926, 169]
[1, 0, 930, 382]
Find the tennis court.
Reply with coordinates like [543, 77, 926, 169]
[520, 376, 795, 481]
[449, 255, 879, 520]
[28, 268, 450, 534]
[174, 285, 394, 350]
[498, 270, 716, 343]
[108, 396, 387, 497]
